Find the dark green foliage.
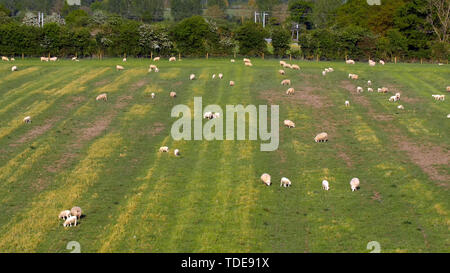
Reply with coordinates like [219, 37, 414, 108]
[170, 16, 211, 55]
[171, 0, 202, 21]
[271, 26, 290, 56]
[235, 21, 268, 56]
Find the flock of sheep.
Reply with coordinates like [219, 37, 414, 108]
[58, 206, 82, 227]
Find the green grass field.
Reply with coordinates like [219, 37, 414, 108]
[0, 58, 448, 253]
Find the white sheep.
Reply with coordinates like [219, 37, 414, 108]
[351, 74, 359, 80]
[72, 56, 77, 61]
[153, 57, 160, 61]
[389, 96, 397, 102]
[10, 58, 15, 61]
[230, 59, 235, 63]
[369, 60, 376, 66]
[280, 177, 292, 187]
[281, 79, 291, 86]
[63, 216, 77, 227]
[218, 73, 223, 79]
[96, 93, 107, 101]
[229, 81, 235, 86]
[151, 92, 155, 99]
[291, 64, 300, 70]
[49, 57, 57, 62]
[212, 74, 216, 79]
[322, 70, 327, 76]
[213, 112, 220, 119]
[328, 68, 334, 72]
[283, 63, 292, 69]
[243, 58, 251, 63]
[279, 70, 285, 75]
[189, 74, 195, 80]
[357, 86, 363, 93]
[350, 177, 360, 192]
[23, 116, 31, 123]
[159, 146, 169, 152]
[446, 86, 450, 92]
[245, 62, 253, 67]
[368, 80, 372, 86]
[11, 66, 17, 71]
[169, 57, 176, 62]
[40, 57, 49, 62]
[203, 111, 214, 119]
[261, 173, 271, 186]
[116, 65, 124, 71]
[398, 105, 404, 110]
[70, 206, 82, 219]
[170, 91, 177, 98]
[286, 88, 294, 95]
[2, 56, 9, 61]
[379, 60, 385, 65]
[368, 88, 374, 92]
[346, 59, 355, 64]
[284, 120, 295, 128]
[314, 132, 328, 142]
[174, 149, 180, 156]
[122, 57, 127, 62]
[280, 60, 286, 66]
[58, 210, 71, 220]
[345, 100, 350, 107]
[149, 64, 158, 72]
[447, 114, 450, 118]
[324, 68, 330, 73]
[322, 180, 329, 191]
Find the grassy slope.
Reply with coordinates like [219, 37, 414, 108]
[0, 58, 448, 253]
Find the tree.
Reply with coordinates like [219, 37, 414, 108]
[271, 26, 290, 56]
[288, 0, 313, 29]
[426, 0, 449, 43]
[65, 9, 89, 27]
[234, 21, 268, 55]
[171, 0, 202, 21]
[171, 16, 211, 55]
[205, 5, 227, 20]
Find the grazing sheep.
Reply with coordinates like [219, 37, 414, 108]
[314, 132, 328, 143]
[369, 60, 376, 66]
[2, 56, 9, 61]
[116, 65, 124, 71]
[280, 60, 286, 66]
[389, 96, 399, 102]
[351, 74, 359, 80]
[10, 58, 15, 61]
[149, 64, 158, 72]
[346, 59, 355, 64]
[174, 149, 180, 157]
[378, 87, 388, 93]
[261, 173, 271, 186]
[345, 100, 350, 107]
[40, 57, 49, 62]
[96, 93, 107, 101]
[229, 81, 235, 86]
[322, 70, 327, 76]
[189, 74, 195, 80]
[72, 56, 77, 61]
[280, 177, 292, 187]
[243, 58, 251, 63]
[169, 57, 176, 62]
[284, 120, 295, 128]
[286, 88, 295, 95]
[350, 178, 360, 192]
[281, 79, 291, 86]
[324, 68, 330, 73]
[153, 57, 160, 61]
[58, 210, 71, 220]
[434, 95, 446, 101]
[23, 116, 31, 123]
[203, 111, 214, 119]
[49, 57, 57, 62]
[230, 59, 235, 63]
[63, 216, 77, 227]
[245, 62, 253, 67]
[11, 66, 17, 71]
[159, 146, 169, 153]
[70, 206, 82, 219]
[446, 86, 450, 92]
[379, 60, 385, 65]
[368, 80, 372, 86]
[122, 58, 127, 62]
[447, 114, 450, 118]
[213, 112, 220, 119]
[279, 70, 285, 75]
[212, 74, 216, 79]
[170, 91, 177, 98]
[398, 105, 404, 110]
[322, 180, 329, 191]
[357, 86, 363, 93]
[218, 73, 223, 79]
[291, 64, 300, 70]
[328, 68, 334, 72]
[283, 63, 292, 69]
[368, 88, 374, 92]
[151, 93, 155, 99]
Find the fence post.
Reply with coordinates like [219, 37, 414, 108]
[179, 52, 181, 61]
[289, 54, 292, 61]
[151, 52, 153, 60]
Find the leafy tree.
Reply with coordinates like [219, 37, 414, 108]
[271, 26, 291, 56]
[171, 16, 211, 55]
[288, 0, 313, 29]
[171, 0, 202, 21]
[65, 9, 89, 27]
[234, 21, 268, 55]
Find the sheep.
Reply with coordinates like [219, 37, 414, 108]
[291, 64, 300, 70]
[96, 93, 107, 101]
[369, 60, 376, 66]
[169, 57, 176, 62]
[230, 59, 235, 63]
[243, 58, 251, 63]
[63, 216, 77, 227]
[379, 60, 385, 65]
[218, 73, 223, 79]
[279, 70, 285, 75]
[351, 74, 359, 80]
[153, 57, 160, 61]
[389, 96, 397, 102]
[447, 86, 450, 92]
[204, 111, 214, 119]
[314, 132, 328, 143]
[213, 112, 220, 119]
[350, 177, 360, 192]
[11, 66, 17, 72]
[322, 70, 327, 76]
[212, 74, 216, 79]
[284, 120, 295, 128]
[58, 210, 71, 220]
[72, 56, 77, 61]
[261, 173, 271, 186]
[280, 60, 286, 66]
[70, 206, 82, 219]
[398, 105, 404, 110]
[10, 58, 15, 61]
[395, 92, 401, 99]
[367, 88, 373, 92]
[447, 114, 450, 118]
[159, 146, 169, 153]
[322, 180, 329, 191]
[357, 86, 363, 93]
[149, 64, 158, 72]
[40, 57, 49, 62]
[245, 62, 253, 67]
[229, 81, 235, 86]
[281, 79, 291, 86]
[346, 59, 355, 64]
[189, 74, 195, 80]
[345, 100, 350, 107]
[324, 68, 330, 73]
[283, 63, 292, 69]
[368, 80, 372, 86]
[2, 56, 9, 61]
[116, 65, 124, 71]
[286, 88, 295, 95]
[170, 91, 177, 98]
[328, 68, 334, 72]
[280, 177, 292, 187]
[151, 92, 155, 99]
[49, 57, 57, 62]
[23, 116, 31, 123]
[378, 87, 388, 93]
[122, 58, 127, 62]
[174, 149, 180, 157]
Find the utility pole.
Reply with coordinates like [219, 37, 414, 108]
[262, 12, 269, 28]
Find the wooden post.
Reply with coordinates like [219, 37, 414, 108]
[206, 52, 208, 59]
[289, 54, 292, 61]
[262, 53, 264, 59]
[22, 53, 24, 60]
[151, 52, 153, 60]
[420, 58, 423, 64]
[234, 52, 236, 58]
[179, 52, 181, 60]
[395, 56, 397, 64]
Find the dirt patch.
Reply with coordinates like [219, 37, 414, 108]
[372, 113, 394, 121]
[341, 80, 371, 107]
[259, 86, 330, 109]
[45, 153, 77, 173]
[396, 141, 450, 183]
[338, 151, 353, 168]
[30, 177, 49, 192]
[371, 191, 382, 202]
[11, 118, 59, 146]
[94, 79, 110, 87]
[130, 79, 148, 91]
[147, 122, 165, 137]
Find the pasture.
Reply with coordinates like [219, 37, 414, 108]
[0, 58, 448, 252]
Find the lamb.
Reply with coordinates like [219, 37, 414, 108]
[58, 210, 71, 220]
[283, 63, 292, 69]
[284, 120, 295, 128]
[218, 73, 223, 79]
[447, 86, 450, 92]
[389, 96, 397, 102]
[368, 80, 372, 86]
[229, 81, 235, 86]
[170, 91, 177, 98]
[70, 206, 82, 219]
[291, 64, 300, 70]
[314, 132, 328, 142]
[322, 180, 329, 191]
[122, 58, 127, 62]
[49, 57, 58, 62]
[153, 57, 160, 61]
[151, 92, 155, 99]
[357, 86, 363, 93]
[260, 173, 271, 186]
[72, 56, 77, 61]
[63, 216, 77, 227]
[351, 74, 359, 80]
[281, 79, 291, 86]
[230, 59, 235, 63]
[96, 93, 107, 101]
[149, 64, 158, 72]
[322, 71, 327, 76]
[40, 57, 49, 62]
[1, 56, 9, 61]
[379, 60, 385, 65]
[245, 62, 253, 67]
[212, 74, 216, 79]
[159, 146, 169, 152]
[116, 65, 124, 71]
[189, 74, 195, 80]
[169, 57, 176, 62]
[280, 177, 292, 187]
[395, 92, 401, 100]
[243, 58, 251, 63]
[328, 68, 334, 72]
[324, 68, 330, 73]
[447, 114, 450, 118]
[279, 70, 285, 75]
[23, 116, 31, 123]
[280, 61, 286, 66]
[398, 105, 404, 110]
[378, 87, 388, 93]
[345, 100, 350, 107]
[204, 111, 214, 119]
[350, 177, 360, 192]
[11, 66, 17, 71]
[369, 60, 376, 66]
[346, 59, 355, 64]
[286, 88, 295, 95]
[174, 149, 180, 157]
[10, 58, 15, 61]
